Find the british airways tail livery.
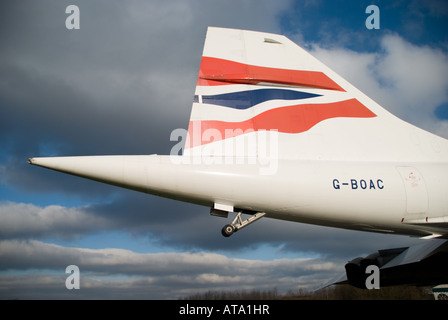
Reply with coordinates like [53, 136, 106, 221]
[29, 27, 448, 287]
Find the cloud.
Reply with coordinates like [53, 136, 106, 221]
[0, 198, 420, 263]
[377, 34, 448, 125]
[0, 239, 342, 299]
[0, 201, 112, 240]
[310, 33, 448, 137]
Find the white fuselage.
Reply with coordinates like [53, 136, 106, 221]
[29, 155, 448, 238]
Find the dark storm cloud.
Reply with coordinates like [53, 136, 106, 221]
[0, 1, 198, 198]
[0, 1, 196, 156]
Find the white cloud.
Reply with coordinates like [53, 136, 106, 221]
[0, 239, 342, 299]
[0, 202, 112, 239]
[310, 33, 448, 138]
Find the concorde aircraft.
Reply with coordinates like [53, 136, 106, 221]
[29, 27, 448, 288]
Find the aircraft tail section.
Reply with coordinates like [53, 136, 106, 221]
[28, 27, 448, 243]
[184, 27, 448, 162]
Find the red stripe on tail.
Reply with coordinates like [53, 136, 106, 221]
[185, 99, 376, 149]
[197, 57, 344, 91]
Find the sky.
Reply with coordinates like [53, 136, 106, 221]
[1, 0, 448, 300]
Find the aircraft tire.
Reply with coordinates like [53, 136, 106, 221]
[221, 224, 235, 237]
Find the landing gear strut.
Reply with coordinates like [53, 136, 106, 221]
[220, 211, 266, 237]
